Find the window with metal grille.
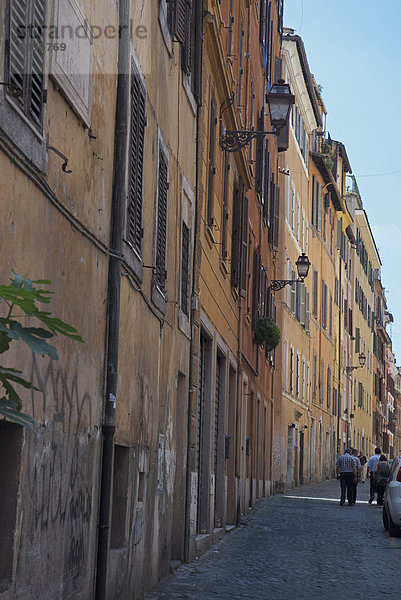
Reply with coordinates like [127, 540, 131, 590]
[155, 148, 169, 290]
[181, 222, 190, 316]
[7, 0, 46, 128]
[128, 71, 146, 255]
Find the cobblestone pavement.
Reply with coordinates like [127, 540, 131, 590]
[142, 479, 401, 600]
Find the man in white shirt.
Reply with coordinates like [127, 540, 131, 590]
[367, 447, 382, 504]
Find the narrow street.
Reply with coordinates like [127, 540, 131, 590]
[143, 479, 400, 600]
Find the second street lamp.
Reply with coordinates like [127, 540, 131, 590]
[270, 253, 311, 292]
[346, 352, 366, 373]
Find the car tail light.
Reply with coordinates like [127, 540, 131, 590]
[396, 469, 401, 483]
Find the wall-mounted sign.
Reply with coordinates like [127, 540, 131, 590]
[50, 0, 93, 126]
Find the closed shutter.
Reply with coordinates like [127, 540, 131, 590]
[156, 149, 168, 289]
[290, 269, 296, 314]
[263, 147, 271, 224]
[213, 356, 222, 476]
[311, 176, 316, 227]
[259, 0, 267, 45]
[305, 291, 310, 332]
[240, 193, 248, 298]
[28, 0, 46, 125]
[8, 0, 46, 126]
[255, 109, 264, 197]
[181, 222, 190, 316]
[221, 152, 229, 259]
[317, 181, 322, 232]
[172, 0, 186, 44]
[337, 219, 342, 249]
[273, 183, 280, 251]
[9, 0, 28, 99]
[128, 73, 146, 255]
[252, 246, 261, 329]
[231, 178, 242, 288]
[207, 98, 217, 227]
[300, 283, 306, 326]
[182, 0, 192, 75]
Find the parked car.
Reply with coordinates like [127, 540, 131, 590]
[383, 456, 401, 537]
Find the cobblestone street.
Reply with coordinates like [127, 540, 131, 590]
[143, 479, 400, 600]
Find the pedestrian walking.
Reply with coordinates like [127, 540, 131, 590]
[351, 448, 361, 503]
[336, 448, 357, 506]
[358, 451, 367, 482]
[374, 455, 390, 506]
[367, 447, 382, 504]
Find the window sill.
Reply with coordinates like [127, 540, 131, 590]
[151, 282, 166, 314]
[123, 241, 143, 283]
[159, 7, 173, 56]
[204, 224, 216, 248]
[0, 93, 48, 173]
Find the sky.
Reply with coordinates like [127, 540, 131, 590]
[283, 0, 401, 362]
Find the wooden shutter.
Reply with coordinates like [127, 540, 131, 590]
[259, 0, 267, 45]
[255, 109, 264, 197]
[156, 149, 168, 289]
[231, 178, 242, 288]
[8, 0, 28, 100]
[311, 176, 316, 227]
[274, 56, 282, 83]
[8, 0, 45, 126]
[273, 184, 280, 251]
[239, 193, 248, 298]
[221, 152, 229, 259]
[172, 0, 186, 44]
[182, 0, 193, 75]
[207, 98, 217, 227]
[193, 0, 202, 103]
[317, 181, 322, 232]
[263, 146, 271, 224]
[28, 0, 46, 126]
[305, 292, 310, 332]
[181, 222, 190, 316]
[252, 246, 261, 329]
[300, 283, 306, 326]
[128, 72, 146, 255]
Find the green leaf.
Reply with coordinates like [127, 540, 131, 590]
[0, 330, 10, 353]
[0, 404, 36, 432]
[8, 322, 58, 358]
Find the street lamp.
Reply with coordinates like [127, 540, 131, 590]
[346, 352, 366, 373]
[270, 253, 311, 292]
[219, 80, 294, 152]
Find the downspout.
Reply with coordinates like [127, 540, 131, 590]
[336, 256, 342, 454]
[95, 1, 130, 598]
[184, 0, 203, 564]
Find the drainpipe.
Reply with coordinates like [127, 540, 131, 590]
[184, 0, 203, 564]
[95, 1, 130, 598]
[336, 257, 342, 454]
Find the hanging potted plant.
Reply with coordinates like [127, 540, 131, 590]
[254, 317, 281, 351]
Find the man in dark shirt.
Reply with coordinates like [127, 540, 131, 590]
[336, 448, 357, 506]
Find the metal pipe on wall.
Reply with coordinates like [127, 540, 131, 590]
[95, 0, 130, 596]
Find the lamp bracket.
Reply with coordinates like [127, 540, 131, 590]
[269, 278, 304, 292]
[219, 93, 277, 152]
[219, 128, 277, 152]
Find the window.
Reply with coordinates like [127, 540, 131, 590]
[296, 353, 300, 398]
[327, 367, 331, 410]
[181, 222, 190, 316]
[238, 16, 244, 107]
[207, 97, 217, 227]
[312, 351, 317, 403]
[155, 143, 169, 291]
[321, 280, 327, 329]
[221, 152, 229, 261]
[312, 269, 318, 318]
[289, 346, 294, 394]
[127, 70, 146, 257]
[329, 292, 333, 336]
[311, 176, 322, 231]
[319, 360, 324, 405]
[231, 178, 248, 296]
[7, 0, 46, 128]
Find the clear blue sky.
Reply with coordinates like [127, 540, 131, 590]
[284, 0, 401, 362]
